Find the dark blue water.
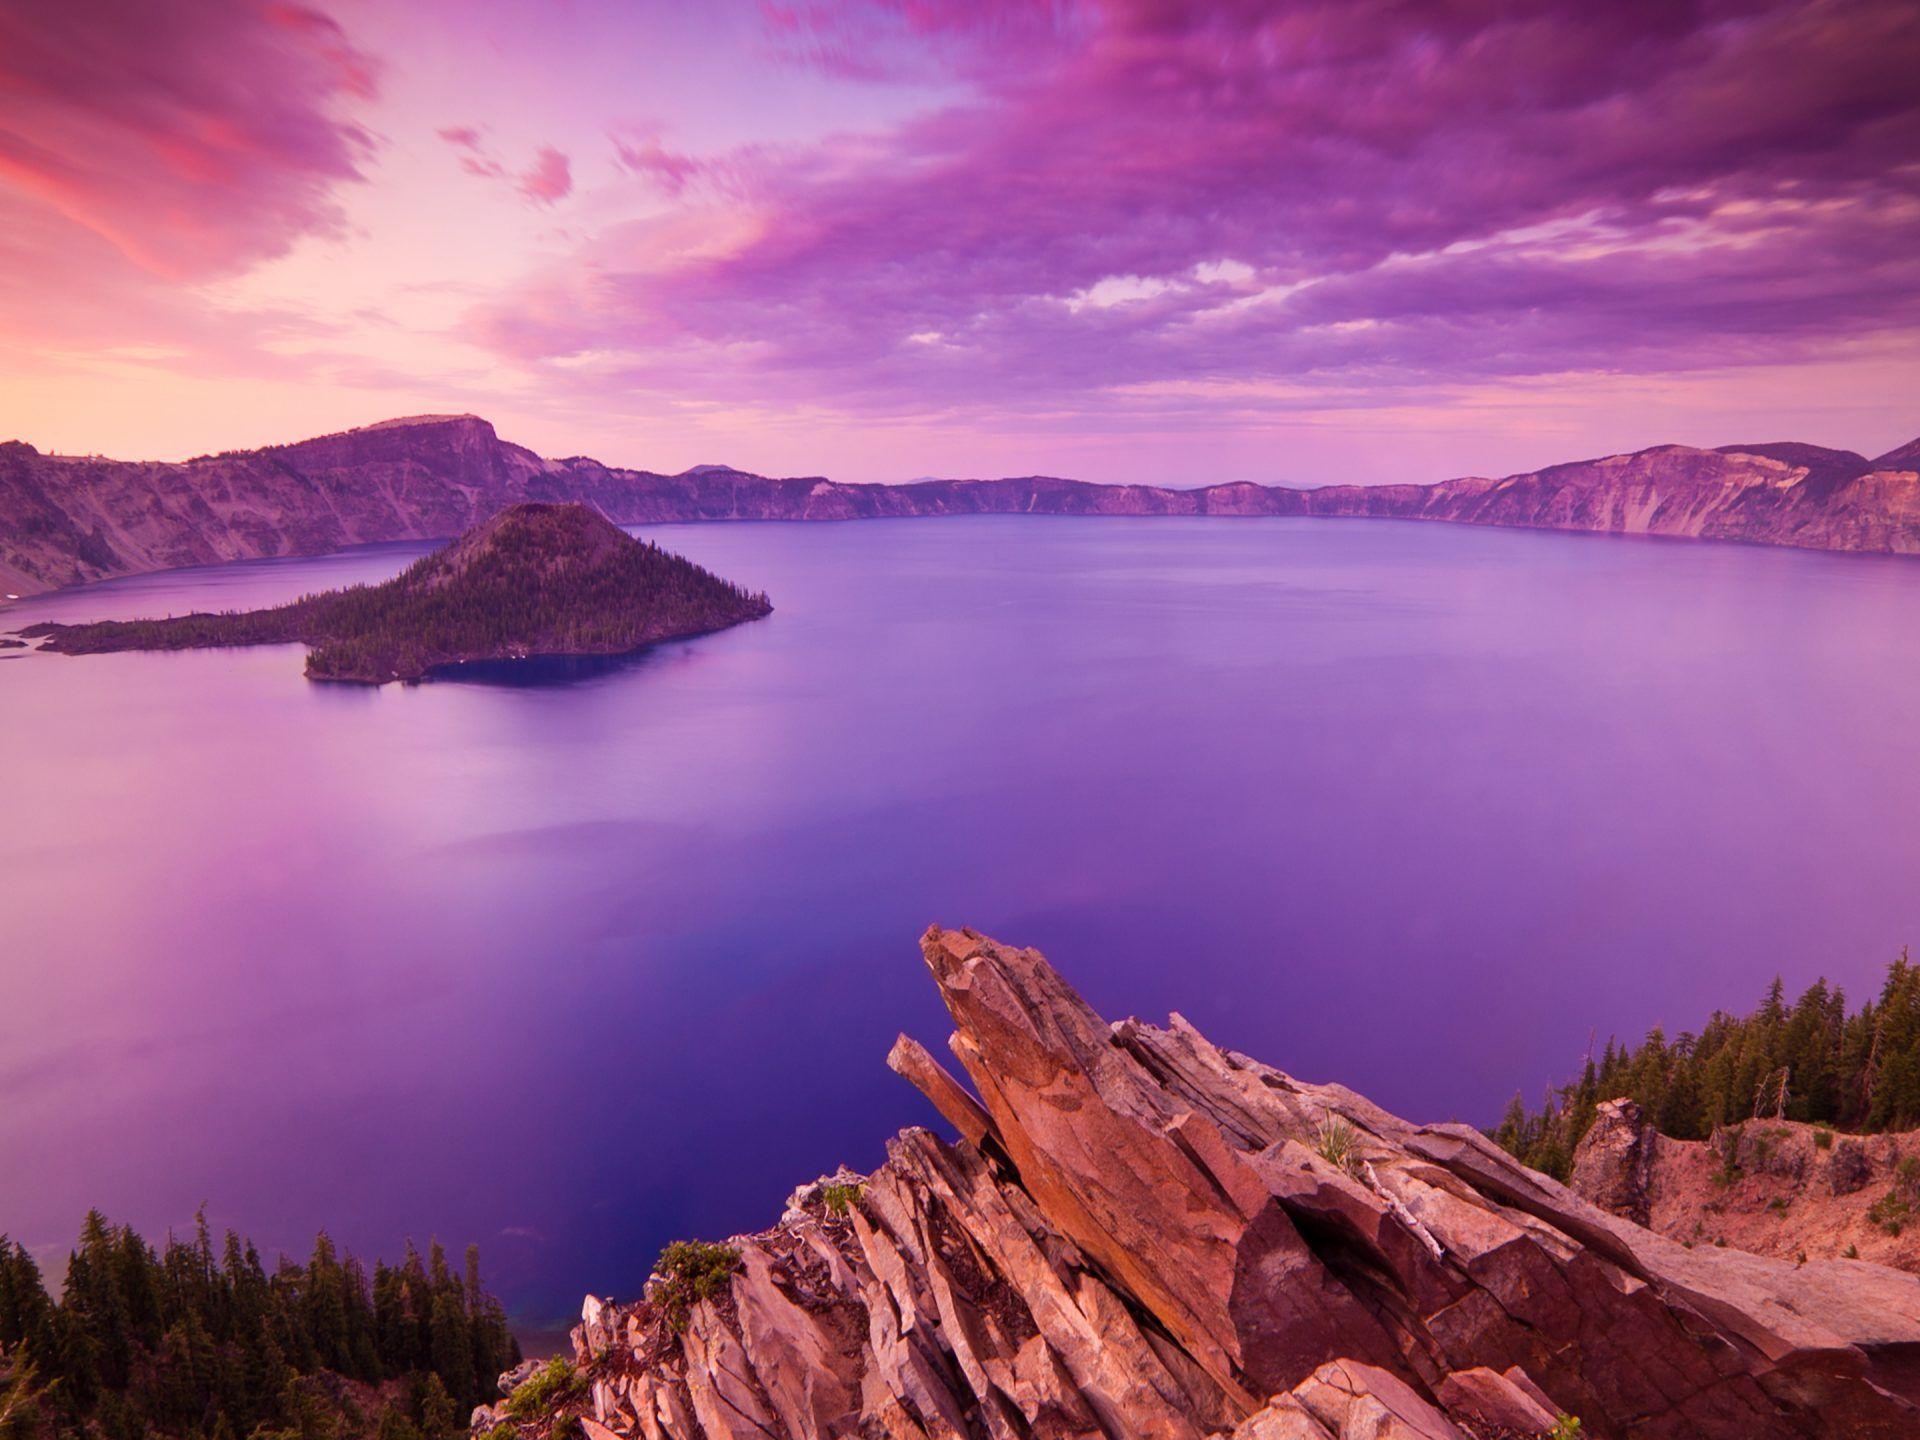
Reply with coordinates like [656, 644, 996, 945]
[4, 516, 1919, 1329]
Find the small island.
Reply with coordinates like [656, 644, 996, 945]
[20, 503, 772, 683]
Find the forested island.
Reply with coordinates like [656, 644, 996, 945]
[0, 1211, 517, 1440]
[17, 504, 771, 684]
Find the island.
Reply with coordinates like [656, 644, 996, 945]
[18, 502, 772, 683]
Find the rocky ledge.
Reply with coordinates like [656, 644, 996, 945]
[495, 929, 1920, 1440]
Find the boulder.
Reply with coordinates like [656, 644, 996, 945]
[1831, 1138, 1874, 1196]
[1569, 1096, 1657, 1226]
[1288, 1360, 1464, 1439]
[1435, 1366, 1561, 1433]
[579, 1295, 614, 1358]
[497, 1359, 541, 1397]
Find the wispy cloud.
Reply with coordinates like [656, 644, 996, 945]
[437, 127, 571, 206]
[0, 0, 377, 281]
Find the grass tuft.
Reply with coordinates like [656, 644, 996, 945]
[653, 1241, 742, 1333]
[504, 1357, 586, 1423]
[819, 1182, 864, 1216]
[1314, 1115, 1361, 1175]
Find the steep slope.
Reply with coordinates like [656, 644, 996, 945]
[1713, 442, 1872, 498]
[1875, 436, 1920, 471]
[0, 416, 615, 595]
[21, 503, 771, 682]
[3, 417, 1919, 597]
[488, 928, 1920, 1440]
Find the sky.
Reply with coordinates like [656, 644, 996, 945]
[0, 0, 1916, 485]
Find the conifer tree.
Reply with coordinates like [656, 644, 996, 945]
[1493, 950, 1920, 1177]
[0, 1211, 514, 1440]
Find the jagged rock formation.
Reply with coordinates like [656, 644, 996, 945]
[3, 416, 1919, 596]
[1570, 1106, 1920, 1274]
[502, 928, 1920, 1440]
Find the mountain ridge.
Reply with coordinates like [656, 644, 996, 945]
[3, 414, 1918, 597]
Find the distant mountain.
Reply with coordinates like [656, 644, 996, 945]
[1876, 436, 1920, 470]
[21, 502, 771, 683]
[2, 415, 1918, 596]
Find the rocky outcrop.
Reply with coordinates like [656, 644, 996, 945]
[1566, 1099, 1658, 1227]
[1570, 1113, 1920, 1275]
[501, 927, 1920, 1440]
[3, 417, 1919, 596]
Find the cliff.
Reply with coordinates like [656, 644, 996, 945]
[3, 417, 1919, 596]
[1570, 1099, 1920, 1274]
[487, 927, 1920, 1440]
[20, 503, 771, 682]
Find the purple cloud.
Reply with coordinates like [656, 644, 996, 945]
[469, 0, 1920, 418]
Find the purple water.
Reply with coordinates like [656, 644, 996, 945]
[4, 516, 1919, 1328]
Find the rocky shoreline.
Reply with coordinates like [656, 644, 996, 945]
[481, 927, 1920, 1440]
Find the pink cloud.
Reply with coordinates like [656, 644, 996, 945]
[436, 125, 505, 179]
[469, 0, 1920, 421]
[0, 0, 377, 281]
[611, 130, 705, 197]
[518, 146, 573, 205]
[438, 128, 571, 205]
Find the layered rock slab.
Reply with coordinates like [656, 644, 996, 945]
[517, 928, 1920, 1440]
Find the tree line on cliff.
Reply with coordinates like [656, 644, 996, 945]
[1494, 950, 1920, 1179]
[0, 1211, 518, 1440]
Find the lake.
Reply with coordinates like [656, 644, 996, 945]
[4, 515, 1919, 1330]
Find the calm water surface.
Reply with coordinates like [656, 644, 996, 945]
[4, 516, 1919, 1326]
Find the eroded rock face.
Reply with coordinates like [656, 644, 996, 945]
[1568, 1098, 1658, 1226]
[509, 929, 1920, 1440]
[1573, 1116, 1920, 1274]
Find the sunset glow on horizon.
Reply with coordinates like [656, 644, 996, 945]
[2, 0, 1917, 484]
